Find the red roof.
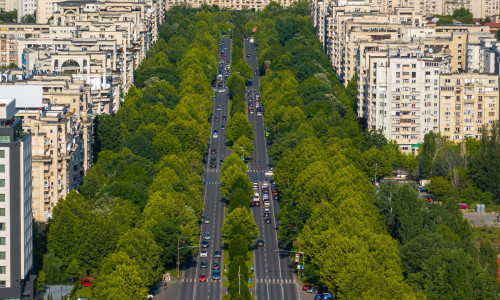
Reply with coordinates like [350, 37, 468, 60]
[485, 22, 500, 28]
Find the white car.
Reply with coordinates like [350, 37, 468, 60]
[257, 111, 262, 117]
[264, 207, 270, 213]
[205, 232, 211, 240]
[265, 171, 273, 176]
[200, 250, 208, 257]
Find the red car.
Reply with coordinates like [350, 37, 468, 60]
[303, 284, 311, 291]
[458, 203, 470, 209]
[211, 149, 216, 154]
[199, 274, 207, 282]
[80, 277, 93, 287]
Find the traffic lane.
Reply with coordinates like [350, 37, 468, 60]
[179, 282, 196, 300]
[283, 283, 300, 300]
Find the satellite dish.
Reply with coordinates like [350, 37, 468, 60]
[250, 38, 254, 43]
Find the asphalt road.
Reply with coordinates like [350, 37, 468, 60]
[177, 37, 231, 300]
[245, 37, 300, 300]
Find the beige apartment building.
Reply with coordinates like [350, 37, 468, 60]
[0, 76, 93, 222]
[439, 73, 500, 142]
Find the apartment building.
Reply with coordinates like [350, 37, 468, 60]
[371, 54, 451, 153]
[0, 78, 93, 222]
[0, 98, 36, 299]
[439, 73, 500, 142]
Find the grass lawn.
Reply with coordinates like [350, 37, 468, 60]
[222, 249, 255, 287]
[471, 227, 500, 249]
[74, 286, 92, 298]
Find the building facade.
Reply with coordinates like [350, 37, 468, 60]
[0, 98, 35, 299]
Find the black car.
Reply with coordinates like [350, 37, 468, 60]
[264, 217, 271, 224]
[212, 262, 220, 270]
[257, 239, 264, 246]
[215, 116, 219, 122]
[200, 261, 208, 268]
[210, 158, 217, 168]
[214, 251, 222, 258]
[222, 115, 226, 120]
[202, 240, 209, 248]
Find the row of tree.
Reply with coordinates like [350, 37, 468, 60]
[40, 7, 226, 298]
[220, 152, 259, 300]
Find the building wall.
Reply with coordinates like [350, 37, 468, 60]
[439, 73, 500, 141]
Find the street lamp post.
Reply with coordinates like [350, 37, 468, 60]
[272, 249, 306, 280]
[177, 236, 199, 279]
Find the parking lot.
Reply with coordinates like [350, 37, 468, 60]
[463, 212, 500, 227]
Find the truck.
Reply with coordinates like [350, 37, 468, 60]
[253, 192, 260, 206]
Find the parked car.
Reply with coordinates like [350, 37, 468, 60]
[322, 292, 333, 299]
[307, 285, 314, 293]
[458, 203, 470, 209]
[302, 284, 311, 291]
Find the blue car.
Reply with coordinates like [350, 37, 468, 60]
[221, 125, 225, 130]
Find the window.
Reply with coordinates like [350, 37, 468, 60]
[0, 252, 5, 259]
[0, 224, 5, 231]
[0, 180, 4, 188]
[0, 266, 5, 274]
[0, 165, 4, 173]
[0, 137, 8, 143]
[0, 209, 4, 217]
[0, 151, 4, 158]
[489, 80, 496, 84]
[0, 195, 4, 202]
[0, 280, 5, 288]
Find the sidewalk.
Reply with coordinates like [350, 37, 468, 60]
[151, 280, 181, 300]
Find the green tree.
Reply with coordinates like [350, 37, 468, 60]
[65, 259, 83, 279]
[221, 207, 259, 248]
[37, 270, 46, 291]
[233, 135, 254, 159]
[43, 253, 63, 283]
[426, 176, 452, 197]
[225, 112, 254, 145]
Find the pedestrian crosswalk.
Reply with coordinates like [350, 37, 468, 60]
[181, 278, 221, 283]
[254, 279, 295, 284]
[181, 278, 294, 284]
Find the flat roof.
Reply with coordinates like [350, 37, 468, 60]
[0, 86, 43, 108]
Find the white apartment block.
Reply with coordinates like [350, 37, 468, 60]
[0, 98, 35, 299]
[372, 55, 450, 153]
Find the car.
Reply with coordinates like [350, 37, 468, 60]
[322, 292, 333, 299]
[221, 125, 225, 130]
[210, 158, 217, 168]
[212, 270, 221, 280]
[80, 278, 93, 287]
[303, 284, 311, 291]
[263, 201, 270, 207]
[222, 115, 226, 120]
[247, 54, 250, 57]
[211, 149, 216, 154]
[257, 239, 264, 246]
[203, 216, 210, 224]
[264, 217, 271, 224]
[219, 159, 224, 165]
[257, 111, 262, 116]
[264, 207, 270, 213]
[212, 262, 220, 270]
[217, 105, 221, 111]
[199, 274, 207, 282]
[307, 285, 314, 293]
[215, 116, 219, 122]
[200, 250, 208, 257]
[314, 295, 323, 300]
[200, 261, 208, 268]
[312, 287, 318, 294]
[202, 240, 209, 248]
[148, 286, 161, 296]
[213, 130, 218, 138]
[263, 212, 270, 218]
[214, 251, 222, 258]
[458, 203, 470, 209]
[265, 170, 273, 176]
[205, 232, 211, 240]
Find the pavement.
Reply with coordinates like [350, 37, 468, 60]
[38, 285, 72, 299]
[463, 212, 500, 227]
